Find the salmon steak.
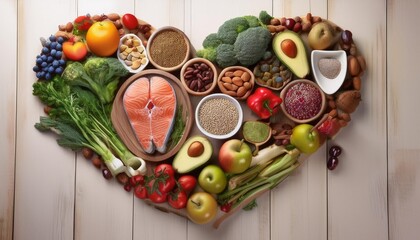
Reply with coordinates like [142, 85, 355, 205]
[123, 76, 177, 154]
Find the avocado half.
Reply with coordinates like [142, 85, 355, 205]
[272, 30, 310, 78]
[172, 135, 213, 174]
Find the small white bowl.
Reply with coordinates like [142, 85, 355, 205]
[195, 93, 243, 140]
[117, 34, 149, 73]
[311, 50, 347, 95]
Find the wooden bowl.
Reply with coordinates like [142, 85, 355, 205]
[217, 66, 255, 100]
[180, 58, 218, 96]
[280, 79, 326, 124]
[146, 26, 191, 72]
[111, 69, 193, 162]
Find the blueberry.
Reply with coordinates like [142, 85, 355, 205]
[36, 58, 43, 65]
[42, 47, 50, 54]
[48, 66, 55, 73]
[58, 59, 66, 66]
[41, 62, 48, 68]
[56, 43, 62, 51]
[52, 60, 59, 67]
[50, 49, 57, 56]
[55, 67, 63, 74]
[49, 35, 56, 42]
[55, 51, 62, 59]
[47, 56, 54, 63]
[45, 72, 52, 80]
[41, 55, 47, 61]
[57, 37, 64, 44]
[33, 65, 40, 72]
[50, 42, 57, 50]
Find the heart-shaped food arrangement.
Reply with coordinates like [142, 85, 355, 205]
[32, 11, 366, 228]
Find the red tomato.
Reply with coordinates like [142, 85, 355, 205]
[178, 175, 197, 192]
[129, 174, 145, 187]
[168, 190, 188, 209]
[157, 175, 176, 193]
[154, 164, 175, 178]
[74, 15, 93, 31]
[149, 190, 168, 203]
[122, 13, 138, 30]
[134, 185, 147, 199]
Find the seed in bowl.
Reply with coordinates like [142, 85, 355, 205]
[284, 82, 322, 120]
[198, 98, 239, 135]
[149, 30, 188, 68]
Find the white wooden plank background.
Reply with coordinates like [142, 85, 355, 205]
[1, 0, 419, 239]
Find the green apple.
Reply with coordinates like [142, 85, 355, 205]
[218, 139, 252, 174]
[308, 22, 336, 50]
[198, 165, 227, 194]
[290, 124, 320, 154]
[186, 192, 218, 224]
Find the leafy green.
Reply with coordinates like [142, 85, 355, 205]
[62, 57, 129, 104]
[33, 75, 145, 176]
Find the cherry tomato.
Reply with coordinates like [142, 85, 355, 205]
[154, 164, 175, 178]
[168, 190, 188, 209]
[149, 190, 168, 203]
[129, 175, 145, 187]
[73, 15, 93, 31]
[134, 185, 147, 199]
[122, 13, 138, 30]
[220, 202, 232, 213]
[177, 175, 197, 192]
[157, 175, 176, 193]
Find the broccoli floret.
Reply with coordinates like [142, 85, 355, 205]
[217, 17, 250, 44]
[202, 33, 223, 49]
[215, 44, 238, 68]
[196, 48, 217, 62]
[259, 10, 273, 25]
[234, 27, 272, 66]
[243, 15, 261, 28]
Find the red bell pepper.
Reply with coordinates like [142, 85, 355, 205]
[247, 87, 283, 119]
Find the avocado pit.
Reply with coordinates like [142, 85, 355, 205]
[187, 141, 205, 157]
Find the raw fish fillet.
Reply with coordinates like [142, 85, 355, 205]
[123, 76, 177, 154]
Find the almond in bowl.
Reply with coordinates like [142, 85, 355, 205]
[217, 66, 255, 100]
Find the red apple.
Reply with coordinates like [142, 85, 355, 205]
[290, 124, 320, 154]
[218, 139, 252, 174]
[62, 39, 88, 61]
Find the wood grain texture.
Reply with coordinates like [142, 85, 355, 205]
[328, 0, 388, 239]
[14, 1, 77, 240]
[5, 0, 420, 239]
[388, 0, 420, 239]
[0, 1, 17, 240]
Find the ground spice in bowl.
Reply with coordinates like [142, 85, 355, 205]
[280, 79, 326, 123]
[318, 58, 341, 79]
[148, 27, 190, 71]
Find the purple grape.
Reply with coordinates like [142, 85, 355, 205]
[329, 145, 342, 157]
[102, 168, 113, 179]
[327, 156, 339, 170]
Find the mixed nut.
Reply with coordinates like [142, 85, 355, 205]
[118, 35, 148, 71]
[254, 52, 292, 90]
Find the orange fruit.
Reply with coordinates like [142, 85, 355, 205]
[86, 21, 120, 57]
